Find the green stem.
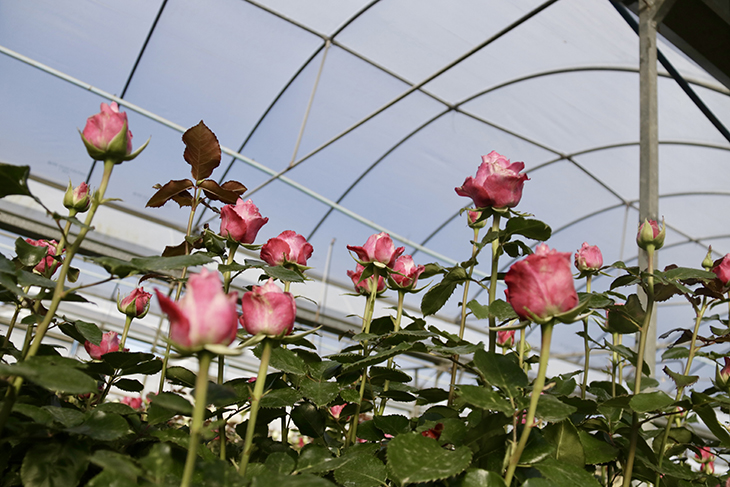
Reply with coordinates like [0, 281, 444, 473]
[504, 322, 554, 485]
[654, 298, 709, 485]
[612, 332, 619, 398]
[487, 214, 502, 354]
[622, 246, 656, 487]
[519, 326, 526, 370]
[581, 275, 592, 399]
[1, 303, 22, 349]
[120, 316, 133, 350]
[378, 290, 405, 415]
[448, 224, 482, 406]
[181, 351, 213, 487]
[218, 245, 238, 459]
[240, 339, 273, 478]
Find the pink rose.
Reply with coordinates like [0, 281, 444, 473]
[347, 264, 386, 295]
[63, 181, 91, 213]
[574, 242, 603, 272]
[467, 210, 487, 229]
[636, 219, 665, 251]
[81, 102, 133, 160]
[695, 446, 715, 474]
[455, 152, 529, 209]
[260, 230, 314, 267]
[240, 278, 296, 337]
[330, 404, 347, 420]
[504, 243, 579, 322]
[84, 331, 121, 360]
[121, 396, 144, 410]
[712, 254, 730, 286]
[220, 199, 268, 244]
[347, 232, 404, 268]
[156, 268, 238, 349]
[389, 255, 425, 290]
[496, 329, 515, 348]
[25, 239, 62, 277]
[118, 287, 152, 319]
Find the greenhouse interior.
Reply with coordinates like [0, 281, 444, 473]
[1, 0, 730, 485]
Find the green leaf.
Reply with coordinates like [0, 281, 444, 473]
[0, 358, 97, 394]
[663, 366, 698, 389]
[473, 350, 528, 397]
[12, 403, 55, 426]
[86, 470, 138, 487]
[74, 320, 103, 346]
[266, 346, 308, 375]
[340, 342, 414, 375]
[605, 294, 644, 334]
[260, 387, 303, 409]
[299, 380, 341, 407]
[386, 432, 473, 485]
[42, 406, 85, 428]
[251, 472, 335, 487]
[15, 237, 49, 268]
[467, 299, 490, 320]
[291, 402, 326, 438]
[457, 385, 513, 414]
[0, 163, 34, 198]
[66, 410, 130, 441]
[421, 266, 468, 316]
[663, 267, 717, 281]
[542, 420, 584, 467]
[114, 378, 144, 392]
[295, 445, 335, 474]
[693, 405, 730, 447]
[150, 392, 194, 415]
[265, 452, 296, 475]
[578, 431, 618, 465]
[131, 253, 214, 271]
[535, 395, 577, 423]
[489, 299, 519, 321]
[264, 265, 306, 283]
[102, 351, 155, 370]
[629, 391, 674, 413]
[373, 415, 411, 436]
[166, 365, 197, 387]
[333, 454, 387, 487]
[417, 388, 450, 405]
[369, 366, 412, 384]
[459, 469, 507, 487]
[88, 256, 140, 279]
[533, 458, 602, 487]
[21, 440, 89, 487]
[503, 217, 551, 241]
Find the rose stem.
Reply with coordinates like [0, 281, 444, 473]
[378, 289, 405, 415]
[580, 274, 592, 399]
[218, 244, 238, 459]
[654, 297, 709, 485]
[120, 315, 133, 350]
[281, 280, 291, 445]
[347, 275, 378, 445]
[240, 339, 273, 478]
[504, 321, 554, 485]
[487, 214, 502, 354]
[158, 187, 201, 395]
[448, 221, 482, 406]
[622, 244, 656, 487]
[181, 351, 213, 487]
[0, 159, 115, 432]
[612, 332, 619, 398]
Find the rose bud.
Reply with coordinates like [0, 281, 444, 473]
[347, 232, 404, 268]
[118, 287, 152, 319]
[504, 243, 579, 322]
[715, 357, 730, 392]
[63, 181, 91, 213]
[156, 268, 238, 350]
[220, 199, 269, 245]
[388, 255, 425, 291]
[712, 254, 730, 286]
[636, 218, 665, 251]
[239, 278, 296, 337]
[80, 102, 146, 163]
[574, 242, 603, 273]
[496, 329, 516, 348]
[467, 210, 487, 229]
[25, 238, 63, 278]
[260, 230, 314, 268]
[330, 404, 347, 420]
[455, 151, 529, 210]
[347, 264, 386, 295]
[702, 246, 714, 271]
[84, 331, 121, 360]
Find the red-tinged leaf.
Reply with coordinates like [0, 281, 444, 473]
[161, 241, 188, 257]
[221, 180, 247, 196]
[183, 121, 221, 180]
[199, 179, 243, 204]
[170, 191, 194, 208]
[146, 179, 194, 208]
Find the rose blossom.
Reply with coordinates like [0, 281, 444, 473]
[25, 239, 62, 277]
[695, 446, 715, 475]
[389, 255, 425, 291]
[80, 102, 133, 160]
[330, 404, 347, 420]
[504, 243, 579, 322]
[239, 278, 296, 337]
[496, 329, 515, 348]
[455, 151, 529, 209]
[63, 181, 91, 213]
[260, 230, 313, 267]
[347, 264, 386, 295]
[574, 242, 603, 272]
[121, 396, 144, 410]
[636, 219, 665, 251]
[118, 287, 152, 319]
[347, 232, 404, 268]
[712, 254, 730, 286]
[156, 268, 238, 349]
[84, 331, 121, 360]
[220, 199, 268, 244]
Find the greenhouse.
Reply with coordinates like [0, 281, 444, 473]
[1, 0, 729, 485]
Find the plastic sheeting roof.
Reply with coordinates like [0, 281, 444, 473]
[1, 0, 730, 392]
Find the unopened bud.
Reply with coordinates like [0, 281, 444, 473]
[63, 181, 91, 213]
[636, 218, 665, 251]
